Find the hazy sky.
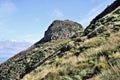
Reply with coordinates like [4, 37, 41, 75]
[0, 0, 115, 43]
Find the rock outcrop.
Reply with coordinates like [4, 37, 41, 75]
[38, 20, 83, 43]
[0, 0, 120, 80]
[0, 20, 83, 80]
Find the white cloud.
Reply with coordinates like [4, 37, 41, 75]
[0, 0, 17, 18]
[53, 9, 64, 18]
[0, 40, 32, 63]
[79, 3, 107, 27]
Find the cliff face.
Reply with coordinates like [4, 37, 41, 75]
[38, 20, 83, 43]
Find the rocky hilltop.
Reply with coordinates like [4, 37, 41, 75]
[0, 0, 120, 80]
[0, 20, 83, 80]
[38, 20, 83, 43]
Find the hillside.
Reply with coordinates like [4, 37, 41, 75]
[37, 20, 83, 43]
[0, 0, 120, 80]
[0, 20, 83, 80]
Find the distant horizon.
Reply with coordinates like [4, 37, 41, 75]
[0, 0, 115, 63]
[0, 40, 32, 63]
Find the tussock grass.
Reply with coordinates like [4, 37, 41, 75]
[23, 32, 120, 80]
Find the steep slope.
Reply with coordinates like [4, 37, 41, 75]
[0, 20, 83, 80]
[23, 32, 120, 80]
[23, 0, 120, 80]
[37, 20, 83, 43]
[86, 6, 120, 38]
[0, 0, 120, 80]
[84, 0, 120, 36]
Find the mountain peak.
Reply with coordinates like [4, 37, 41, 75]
[1, 0, 120, 80]
[37, 20, 83, 43]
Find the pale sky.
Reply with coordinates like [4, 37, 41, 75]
[0, 0, 115, 43]
[0, 0, 116, 63]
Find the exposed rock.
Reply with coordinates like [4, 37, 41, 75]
[0, 0, 120, 80]
[37, 20, 83, 43]
[0, 20, 83, 80]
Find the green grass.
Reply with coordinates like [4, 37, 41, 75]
[1, 5, 120, 80]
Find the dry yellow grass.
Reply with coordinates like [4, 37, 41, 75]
[23, 32, 120, 80]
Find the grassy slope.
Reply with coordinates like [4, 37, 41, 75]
[0, 1, 120, 80]
[23, 32, 120, 80]
[0, 38, 71, 79]
[23, 7, 120, 80]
